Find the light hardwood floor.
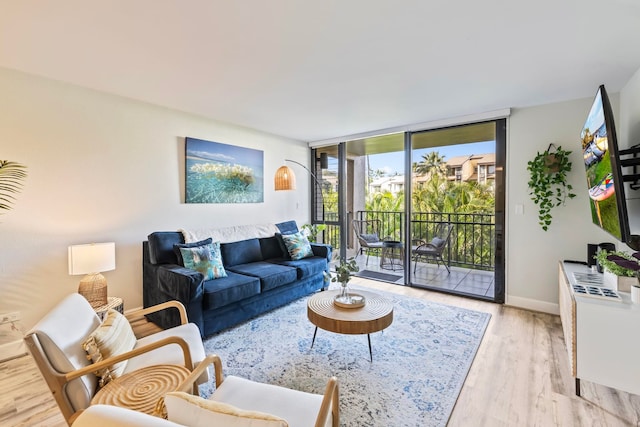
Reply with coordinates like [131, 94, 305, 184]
[2, 278, 639, 426]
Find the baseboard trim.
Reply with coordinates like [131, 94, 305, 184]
[506, 295, 559, 315]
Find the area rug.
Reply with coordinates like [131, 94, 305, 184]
[201, 287, 491, 427]
[356, 269, 403, 282]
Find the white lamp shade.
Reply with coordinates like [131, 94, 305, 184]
[68, 242, 116, 275]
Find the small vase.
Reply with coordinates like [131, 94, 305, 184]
[338, 282, 350, 302]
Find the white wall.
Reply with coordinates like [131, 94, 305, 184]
[0, 68, 311, 330]
[506, 95, 622, 313]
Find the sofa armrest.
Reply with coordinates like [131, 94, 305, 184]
[311, 243, 332, 261]
[156, 265, 205, 303]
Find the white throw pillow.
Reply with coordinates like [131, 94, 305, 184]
[164, 392, 289, 427]
[82, 309, 137, 387]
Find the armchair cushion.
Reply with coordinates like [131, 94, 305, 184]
[360, 233, 379, 243]
[179, 242, 227, 280]
[125, 323, 208, 384]
[164, 391, 288, 427]
[281, 232, 313, 260]
[430, 237, 446, 248]
[211, 376, 325, 427]
[82, 309, 137, 386]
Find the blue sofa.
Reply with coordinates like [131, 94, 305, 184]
[142, 222, 332, 337]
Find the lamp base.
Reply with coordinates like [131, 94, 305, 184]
[78, 273, 108, 309]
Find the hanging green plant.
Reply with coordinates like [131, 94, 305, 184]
[527, 144, 576, 231]
[0, 160, 28, 213]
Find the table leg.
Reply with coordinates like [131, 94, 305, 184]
[311, 326, 318, 349]
[367, 334, 373, 362]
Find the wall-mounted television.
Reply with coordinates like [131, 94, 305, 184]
[580, 84, 631, 242]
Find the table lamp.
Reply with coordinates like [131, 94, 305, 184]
[68, 242, 116, 308]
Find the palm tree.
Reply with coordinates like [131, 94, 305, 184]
[0, 160, 27, 213]
[413, 151, 447, 177]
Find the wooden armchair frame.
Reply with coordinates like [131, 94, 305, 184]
[25, 301, 195, 425]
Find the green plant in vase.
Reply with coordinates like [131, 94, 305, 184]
[595, 250, 640, 301]
[324, 257, 359, 302]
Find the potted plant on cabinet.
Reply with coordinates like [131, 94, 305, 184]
[527, 144, 576, 231]
[595, 250, 640, 302]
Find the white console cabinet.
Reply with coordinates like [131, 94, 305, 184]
[559, 261, 640, 396]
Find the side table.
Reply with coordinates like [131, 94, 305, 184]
[94, 296, 124, 321]
[91, 364, 191, 416]
[381, 240, 404, 271]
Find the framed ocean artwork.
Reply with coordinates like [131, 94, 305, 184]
[185, 137, 264, 203]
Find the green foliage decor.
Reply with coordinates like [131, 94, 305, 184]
[527, 145, 576, 231]
[595, 250, 640, 277]
[324, 257, 359, 285]
[301, 223, 327, 243]
[0, 160, 28, 213]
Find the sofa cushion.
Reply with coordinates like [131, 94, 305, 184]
[272, 256, 328, 280]
[179, 242, 227, 280]
[202, 271, 261, 310]
[227, 262, 297, 292]
[148, 232, 184, 265]
[259, 236, 285, 260]
[82, 309, 137, 387]
[281, 232, 313, 260]
[173, 238, 213, 265]
[220, 238, 263, 267]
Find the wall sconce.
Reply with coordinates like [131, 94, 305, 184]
[68, 242, 116, 308]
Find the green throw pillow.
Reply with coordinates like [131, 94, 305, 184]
[281, 232, 313, 260]
[180, 242, 227, 280]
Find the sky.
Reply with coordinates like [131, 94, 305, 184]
[368, 140, 495, 175]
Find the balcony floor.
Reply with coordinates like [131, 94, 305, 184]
[337, 252, 495, 300]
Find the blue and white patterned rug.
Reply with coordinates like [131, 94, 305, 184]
[202, 287, 491, 427]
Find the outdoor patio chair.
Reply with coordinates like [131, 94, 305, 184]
[411, 222, 454, 274]
[352, 219, 385, 266]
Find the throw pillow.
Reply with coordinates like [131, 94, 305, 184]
[430, 237, 446, 248]
[82, 308, 137, 387]
[180, 242, 227, 280]
[164, 392, 289, 427]
[281, 232, 313, 260]
[360, 233, 379, 243]
[174, 238, 213, 265]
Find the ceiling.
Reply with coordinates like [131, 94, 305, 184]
[1, 1, 639, 143]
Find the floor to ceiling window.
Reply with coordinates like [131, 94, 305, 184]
[312, 118, 506, 303]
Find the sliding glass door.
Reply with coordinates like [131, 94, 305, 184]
[311, 119, 505, 304]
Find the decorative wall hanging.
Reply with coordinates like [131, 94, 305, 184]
[185, 137, 264, 204]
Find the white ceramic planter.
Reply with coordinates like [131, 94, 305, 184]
[602, 270, 635, 293]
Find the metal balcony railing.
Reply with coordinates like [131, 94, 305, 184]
[318, 210, 495, 271]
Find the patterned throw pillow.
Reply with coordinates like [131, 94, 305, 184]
[180, 242, 227, 280]
[174, 238, 213, 265]
[281, 232, 313, 260]
[82, 309, 137, 387]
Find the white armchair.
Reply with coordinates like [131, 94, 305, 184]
[24, 293, 207, 425]
[72, 354, 339, 427]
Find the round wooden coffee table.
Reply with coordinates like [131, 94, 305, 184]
[307, 289, 393, 361]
